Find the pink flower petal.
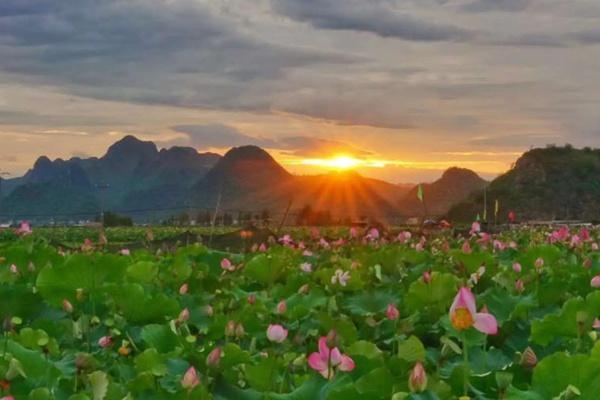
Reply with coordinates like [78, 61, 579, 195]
[474, 312, 498, 335]
[450, 287, 477, 317]
[338, 355, 355, 372]
[308, 352, 328, 372]
[318, 337, 330, 359]
[330, 347, 342, 366]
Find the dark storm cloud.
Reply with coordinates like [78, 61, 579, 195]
[0, 0, 356, 111]
[272, 0, 472, 41]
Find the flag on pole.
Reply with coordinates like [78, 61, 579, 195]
[417, 184, 424, 203]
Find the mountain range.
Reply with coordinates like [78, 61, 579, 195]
[0, 135, 489, 223]
[7, 137, 596, 223]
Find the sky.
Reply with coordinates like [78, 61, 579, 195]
[0, 0, 599, 183]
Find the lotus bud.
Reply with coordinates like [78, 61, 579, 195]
[521, 346, 537, 369]
[179, 283, 189, 295]
[247, 293, 256, 305]
[591, 276, 600, 288]
[225, 320, 236, 337]
[422, 270, 432, 284]
[515, 279, 525, 293]
[386, 304, 400, 321]
[408, 362, 427, 393]
[235, 323, 245, 339]
[181, 366, 200, 390]
[62, 299, 74, 314]
[206, 347, 222, 368]
[534, 257, 544, 269]
[276, 300, 287, 314]
[177, 308, 190, 324]
[298, 284, 310, 295]
[512, 262, 522, 273]
[266, 324, 288, 343]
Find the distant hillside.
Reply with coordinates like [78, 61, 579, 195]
[448, 146, 600, 222]
[399, 167, 488, 216]
[0, 136, 220, 220]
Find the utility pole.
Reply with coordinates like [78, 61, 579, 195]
[96, 183, 110, 227]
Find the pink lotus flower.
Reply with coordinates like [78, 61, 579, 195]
[178, 308, 190, 323]
[119, 248, 130, 256]
[593, 243, 599, 251]
[259, 243, 268, 252]
[580, 227, 590, 241]
[206, 347, 222, 367]
[220, 258, 235, 272]
[266, 324, 288, 343]
[408, 361, 428, 393]
[181, 366, 200, 390]
[349, 227, 359, 239]
[470, 221, 481, 235]
[422, 270, 432, 284]
[179, 283, 189, 295]
[449, 287, 498, 335]
[515, 279, 525, 293]
[300, 262, 313, 273]
[308, 337, 355, 379]
[62, 299, 74, 313]
[247, 293, 256, 305]
[461, 241, 472, 254]
[16, 221, 32, 236]
[331, 269, 350, 287]
[0, 396, 15, 400]
[98, 336, 112, 348]
[591, 276, 600, 288]
[9, 264, 19, 275]
[534, 257, 544, 269]
[386, 304, 400, 321]
[397, 231, 411, 243]
[366, 228, 379, 241]
[512, 262, 522, 273]
[593, 319, 600, 330]
[276, 300, 287, 314]
[279, 234, 293, 246]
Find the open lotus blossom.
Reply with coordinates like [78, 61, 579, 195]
[331, 269, 350, 287]
[408, 362, 428, 393]
[220, 258, 235, 272]
[308, 337, 355, 379]
[266, 324, 288, 343]
[366, 228, 380, 241]
[349, 226, 359, 239]
[181, 366, 200, 390]
[386, 304, 400, 321]
[591, 276, 600, 288]
[300, 262, 313, 273]
[449, 287, 498, 335]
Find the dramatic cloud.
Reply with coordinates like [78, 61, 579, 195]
[170, 124, 373, 158]
[272, 0, 472, 41]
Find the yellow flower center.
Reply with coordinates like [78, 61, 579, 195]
[451, 307, 474, 331]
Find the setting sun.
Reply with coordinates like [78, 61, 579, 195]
[298, 155, 386, 170]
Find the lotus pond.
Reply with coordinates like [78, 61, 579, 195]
[0, 224, 599, 399]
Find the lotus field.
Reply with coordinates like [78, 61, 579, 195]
[1, 224, 600, 400]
